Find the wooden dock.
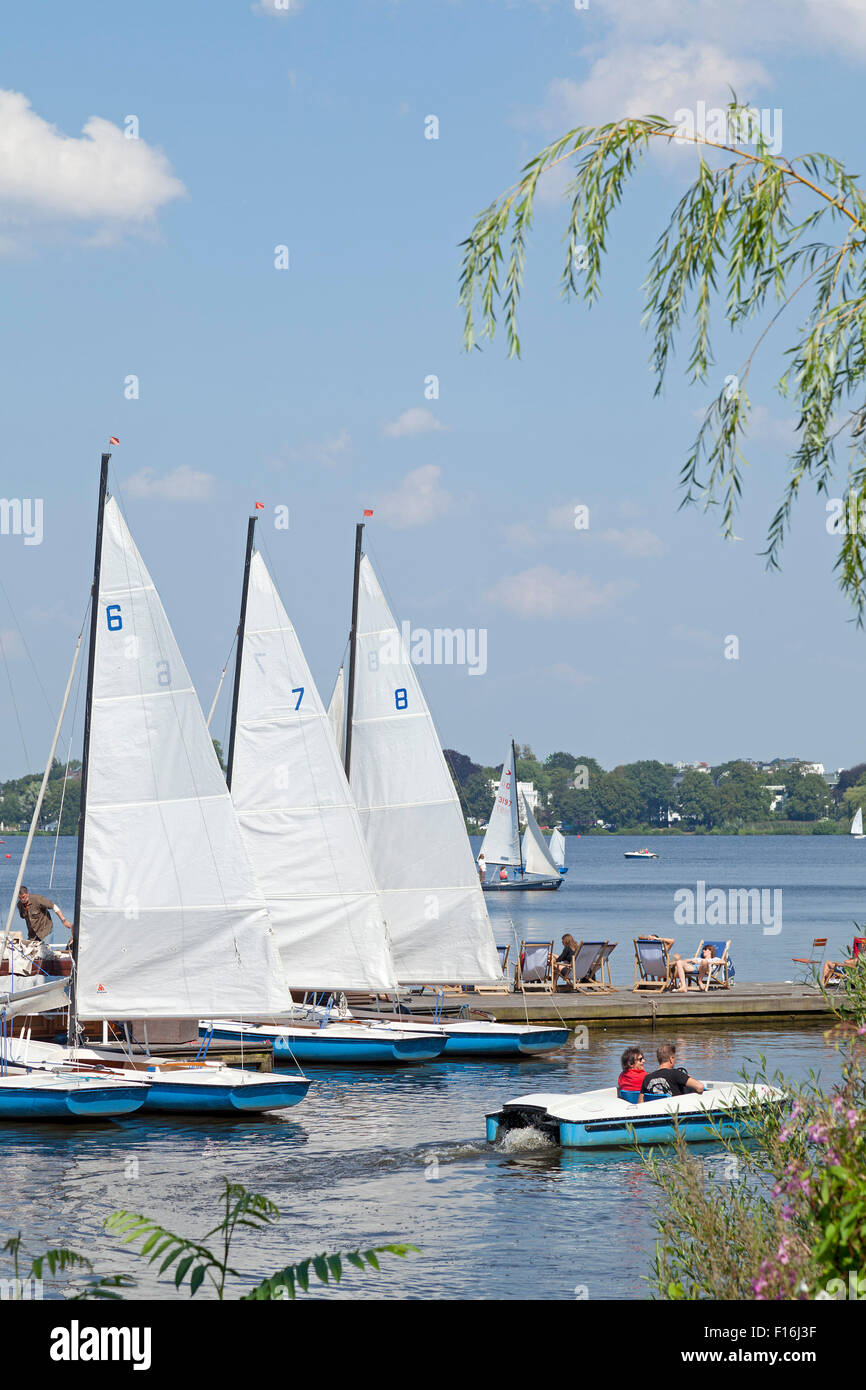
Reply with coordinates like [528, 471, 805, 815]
[451, 983, 836, 1029]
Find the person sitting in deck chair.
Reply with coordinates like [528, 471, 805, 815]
[640, 1041, 705, 1098]
[821, 937, 865, 988]
[672, 944, 716, 993]
[617, 1045, 647, 1100]
[553, 933, 579, 984]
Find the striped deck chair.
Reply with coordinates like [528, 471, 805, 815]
[515, 941, 555, 993]
[633, 937, 673, 992]
[681, 940, 732, 991]
[476, 944, 510, 994]
[558, 940, 609, 993]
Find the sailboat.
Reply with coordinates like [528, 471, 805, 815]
[548, 826, 568, 874]
[851, 807, 864, 839]
[202, 520, 447, 1066]
[23, 455, 311, 1114]
[477, 743, 562, 891]
[344, 531, 569, 1057]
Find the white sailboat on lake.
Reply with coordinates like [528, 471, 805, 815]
[548, 826, 568, 874]
[478, 742, 562, 891]
[345, 531, 568, 1057]
[202, 520, 447, 1065]
[852, 807, 864, 839]
[23, 456, 311, 1114]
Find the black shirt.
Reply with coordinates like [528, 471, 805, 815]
[641, 1066, 691, 1097]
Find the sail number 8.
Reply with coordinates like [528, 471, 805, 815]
[395, 688, 408, 710]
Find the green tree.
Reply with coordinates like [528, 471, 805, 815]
[677, 770, 721, 828]
[460, 101, 866, 618]
[544, 750, 578, 772]
[783, 772, 832, 821]
[715, 762, 773, 824]
[595, 770, 643, 829]
[622, 759, 675, 825]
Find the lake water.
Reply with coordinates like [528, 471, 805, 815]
[0, 835, 853, 1300]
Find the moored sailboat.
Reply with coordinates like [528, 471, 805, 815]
[344, 531, 568, 1058]
[46, 456, 311, 1114]
[207, 519, 446, 1066]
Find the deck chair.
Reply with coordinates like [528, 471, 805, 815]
[515, 941, 555, 993]
[825, 936, 866, 987]
[598, 941, 617, 990]
[680, 939, 731, 991]
[791, 938, 827, 983]
[558, 940, 609, 993]
[633, 937, 673, 992]
[475, 944, 510, 994]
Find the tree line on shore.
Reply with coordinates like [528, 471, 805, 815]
[444, 749, 866, 834]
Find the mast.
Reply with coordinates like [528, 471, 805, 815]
[512, 739, 524, 877]
[226, 514, 257, 791]
[70, 452, 111, 1019]
[343, 521, 364, 780]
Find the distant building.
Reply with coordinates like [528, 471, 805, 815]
[764, 784, 787, 813]
[674, 760, 711, 774]
[800, 762, 825, 777]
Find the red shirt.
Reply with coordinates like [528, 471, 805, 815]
[618, 1067, 646, 1093]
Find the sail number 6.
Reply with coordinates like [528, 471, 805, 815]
[106, 604, 123, 631]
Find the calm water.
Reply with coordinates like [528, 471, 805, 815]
[0, 836, 852, 1300]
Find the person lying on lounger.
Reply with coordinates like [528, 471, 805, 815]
[821, 939, 865, 988]
[672, 944, 716, 993]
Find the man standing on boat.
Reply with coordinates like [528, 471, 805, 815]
[640, 1041, 704, 1097]
[16, 885, 73, 957]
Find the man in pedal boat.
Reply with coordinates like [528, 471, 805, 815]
[16, 885, 74, 956]
[639, 1040, 705, 1099]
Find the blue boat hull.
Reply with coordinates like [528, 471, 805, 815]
[0, 1085, 147, 1121]
[141, 1077, 310, 1114]
[486, 1110, 751, 1148]
[440, 1028, 569, 1059]
[205, 1026, 445, 1065]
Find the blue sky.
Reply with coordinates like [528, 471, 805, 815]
[1, 0, 865, 779]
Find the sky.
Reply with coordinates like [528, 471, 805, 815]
[1, 0, 865, 780]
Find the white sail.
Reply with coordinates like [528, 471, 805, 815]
[349, 554, 501, 984]
[327, 666, 345, 761]
[478, 743, 521, 866]
[75, 497, 290, 1021]
[229, 552, 397, 992]
[549, 826, 566, 868]
[852, 807, 863, 836]
[521, 796, 559, 878]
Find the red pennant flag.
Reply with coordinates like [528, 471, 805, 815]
[363, 509, 374, 517]
[109, 436, 120, 446]
[255, 501, 265, 510]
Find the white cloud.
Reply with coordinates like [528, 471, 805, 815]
[486, 565, 633, 618]
[599, 527, 666, 558]
[382, 407, 447, 439]
[547, 498, 586, 531]
[543, 661, 596, 689]
[0, 629, 23, 659]
[273, 428, 351, 472]
[125, 466, 214, 502]
[0, 91, 185, 238]
[376, 465, 453, 529]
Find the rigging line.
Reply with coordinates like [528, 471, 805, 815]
[0, 627, 30, 771]
[206, 632, 237, 730]
[0, 574, 57, 723]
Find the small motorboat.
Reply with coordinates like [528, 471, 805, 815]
[624, 848, 658, 859]
[486, 1082, 784, 1149]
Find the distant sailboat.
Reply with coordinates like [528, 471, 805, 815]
[852, 807, 864, 839]
[478, 742, 562, 891]
[549, 826, 568, 874]
[344, 533, 568, 1056]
